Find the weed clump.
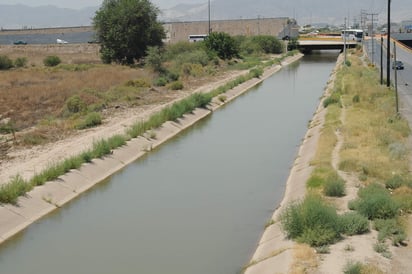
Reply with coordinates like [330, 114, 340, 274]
[0, 55, 13, 70]
[323, 174, 346, 197]
[349, 184, 399, 220]
[280, 195, 341, 246]
[43, 55, 61, 67]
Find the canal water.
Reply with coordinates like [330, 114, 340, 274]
[0, 52, 339, 274]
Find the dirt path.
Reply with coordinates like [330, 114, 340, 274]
[0, 70, 247, 185]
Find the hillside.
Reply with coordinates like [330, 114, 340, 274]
[0, 0, 411, 29]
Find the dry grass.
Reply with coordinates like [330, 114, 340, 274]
[290, 244, 318, 274]
[0, 44, 101, 66]
[338, 56, 410, 182]
[0, 65, 151, 130]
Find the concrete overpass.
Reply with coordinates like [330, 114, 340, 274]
[298, 40, 358, 52]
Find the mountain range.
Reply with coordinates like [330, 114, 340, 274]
[0, 0, 411, 29]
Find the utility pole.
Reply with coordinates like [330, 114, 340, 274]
[208, 0, 211, 34]
[394, 41, 398, 113]
[387, 0, 391, 87]
[366, 12, 379, 65]
[381, 37, 384, 85]
[344, 17, 347, 65]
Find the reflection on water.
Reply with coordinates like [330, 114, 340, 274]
[0, 53, 339, 274]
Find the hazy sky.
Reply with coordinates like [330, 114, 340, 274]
[0, 0, 205, 9]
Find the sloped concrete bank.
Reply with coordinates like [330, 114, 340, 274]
[0, 53, 303, 245]
[244, 54, 343, 274]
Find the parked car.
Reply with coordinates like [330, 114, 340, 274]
[13, 40, 27, 45]
[392, 60, 404, 70]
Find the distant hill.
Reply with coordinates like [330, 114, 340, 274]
[1, 1, 411, 29]
[0, 4, 95, 29]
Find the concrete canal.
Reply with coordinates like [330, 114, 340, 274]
[0, 52, 339, 274]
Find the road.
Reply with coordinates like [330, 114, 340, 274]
[364, 38, 412, 122]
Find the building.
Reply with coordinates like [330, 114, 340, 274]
[163, 17, 298, 44]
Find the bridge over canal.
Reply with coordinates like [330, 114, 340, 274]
[298, 39, 358, 52]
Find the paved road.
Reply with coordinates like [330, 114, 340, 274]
[364, 38, 412, 123]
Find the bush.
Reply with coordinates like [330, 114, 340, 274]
[66, 95, 86, 113]
[251, 35, 284, 54]
[14, 57, 28, 68]
[43, 55, 61, 67]
[351, 184, 399, 220]
[280, 195, 341, 246]
[343, 261, 363, 274]
[168, 80, 184, 90]
[76, 112, 102, 129]
[339, 212, 369, 235]
[204, 32, 239, 60]
[307, 175, 325, 188]
[0, 55, 13, 70]
[250, 67, 264, 78]
[323, 174, 346, 197]
[374, 218, 406, 245]
[0, 175, 32, 204]
[145, 46, 164, 72]
[385, 174, 404, 189]
[174, 50, 210, 66]
[323, 93, 340, 108]
[153, 77, 168, 86]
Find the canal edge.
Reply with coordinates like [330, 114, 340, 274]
[0, 53, 304, 246]
[243, 53, 345, 274]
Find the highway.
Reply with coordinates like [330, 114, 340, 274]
[364, 38, 412, 122]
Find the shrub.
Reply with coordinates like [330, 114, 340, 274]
[0, 175, 32, 204]
[352, 94, 360, 103]
[250, 67, 264, 78]
[168, 80, 184, 90]
[352, 184, 399, 220]
[323, 93, 340, 108]
[251, 35, 284, 54]
[280, 195, 341, 246]
[393, 186, 412, 212]
[339, 212, 369, 235]
[14, 57, 28, 68]
[343, 261, 363, 274]
[0, 55, 13, 70]
[204, 32, 239, 60]
[373, 242, 392, 258]
[323, 174, 346, 197]
[153, 77, 168, 86]
[307, 175, 325, 188]
[43, 55, 61, 67]
[76, 112, 102, 129]
[125, 79, 151, 88]
[388, 142, 408, 160]
[374, 218, 406, 245]
[174, 50, 210, 66]
[145, 46, 164, 72]
[385, 174, 404, 189]
[66, 95, 86, 113]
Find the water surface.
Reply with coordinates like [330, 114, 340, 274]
[0, 52, 339, 274]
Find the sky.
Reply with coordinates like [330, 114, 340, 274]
[0, 0, 205, 9]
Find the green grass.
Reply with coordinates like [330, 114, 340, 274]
[280, 195, 341, 246]
[0, 175, 32, 204]
[323, 174, 346, 197]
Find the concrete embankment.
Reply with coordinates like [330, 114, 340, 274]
[0, 53, 303, 245]
[244, 54, 343, 274]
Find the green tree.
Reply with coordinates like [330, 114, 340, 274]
[204, 32, 239, 60]
[93, 0, 165, 64]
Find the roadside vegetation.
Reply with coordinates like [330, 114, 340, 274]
[280, 47, 412, 271]
[0, 31, 296, 204]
